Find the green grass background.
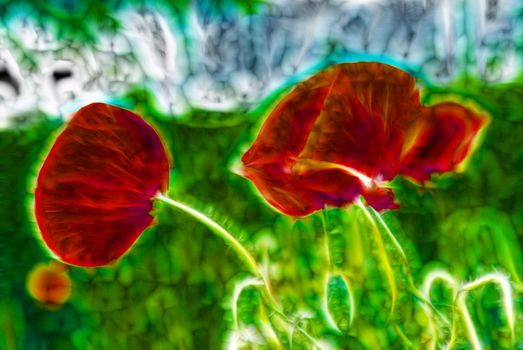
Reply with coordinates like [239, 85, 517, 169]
[1, 75, 522, 349]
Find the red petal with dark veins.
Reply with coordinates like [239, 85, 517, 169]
[35, 103, 170, 267]
[241, 62, 422, 215]
[399, 102, 488, 183]
[242, 71, 334, 166]
[242, 163, 361, 216]
[298, 63, 421, 181]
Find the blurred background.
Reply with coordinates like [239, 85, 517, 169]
[0, 0, 522, 348]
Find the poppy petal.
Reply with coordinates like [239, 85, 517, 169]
[242, 73, 334, 166]
[242, 163, 361, 216]
[35, 103, 170, 267]
[399, 102, 488, 183]
[241, 62, 421, 215]
[297, 62, 421, 181]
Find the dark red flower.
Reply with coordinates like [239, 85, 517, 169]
[240, 62, 488, 216]
[35, 103, 170, 267]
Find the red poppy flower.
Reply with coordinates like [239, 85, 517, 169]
[35, 103, 170, 267]
[240, 62, 488, 216]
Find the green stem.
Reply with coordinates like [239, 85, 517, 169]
[157, 194, 259, 275]
[356, 202, 397, 319]
[321, 209, 333, 269]
[156, 194, 280, 305]
[156, 194, 324, 347]
[367, 206, 408, 265]
[357, 202, 450, 326]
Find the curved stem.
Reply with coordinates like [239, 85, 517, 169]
[356, 202, 397, 319]
[357, 202, 450, 326]
[156, 194, 324, 347]
[367, 206, 408, 265]
[157, 194, 258, 270]
[156, 194, 275, 298]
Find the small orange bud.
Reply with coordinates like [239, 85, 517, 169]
[26, 261, 72, 307]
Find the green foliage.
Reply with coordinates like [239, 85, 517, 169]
[1, 77, 522, 349]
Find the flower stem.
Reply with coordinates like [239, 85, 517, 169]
[156, 194, 259, 275]
[156, 194, 279, 305]
[355, 201, 397, 319]
[357, 202, 450, 326]
[156, 194, 324, 347]
[321, 209, 333, 269]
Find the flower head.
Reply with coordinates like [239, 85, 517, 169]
[241, 62, 488, 216]
[35, 103, 170, 266]
[26, 261, 72, 307]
